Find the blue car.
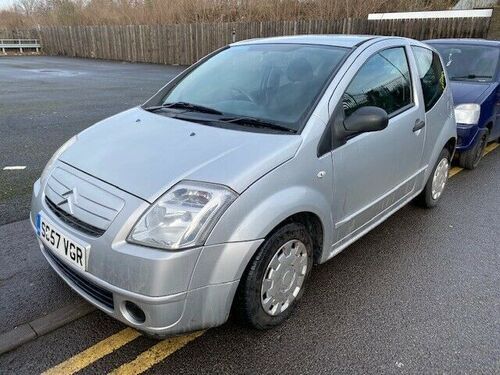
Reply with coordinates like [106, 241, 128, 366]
[426, 39, 499, 169]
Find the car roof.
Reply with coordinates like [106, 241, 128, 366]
[425, 38, 500, 47]
[231, 34, 383, 48]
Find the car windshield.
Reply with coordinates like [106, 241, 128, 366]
[159, 44, 349, 131]
[432, 43, 499, 82]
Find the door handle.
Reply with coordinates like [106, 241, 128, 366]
[413, 119, 425, 132]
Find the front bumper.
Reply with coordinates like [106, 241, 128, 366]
[456, 123, 480, 151]
[31, 164, 263, 336]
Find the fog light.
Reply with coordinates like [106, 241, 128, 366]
[124, 301, 146, 324]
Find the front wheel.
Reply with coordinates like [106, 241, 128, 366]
[416, 148, 450, 208]
[234, 223, 313, 329]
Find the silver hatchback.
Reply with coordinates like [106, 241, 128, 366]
[31, 35, 456, 336]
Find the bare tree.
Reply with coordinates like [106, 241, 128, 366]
[15, 0, 39, 16]
[3, 0, 458, 27]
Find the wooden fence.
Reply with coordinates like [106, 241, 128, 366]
[3, 17, 493, 65]
[0, 28, 38, 39]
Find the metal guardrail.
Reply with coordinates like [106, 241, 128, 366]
[0, 39, 41, 54]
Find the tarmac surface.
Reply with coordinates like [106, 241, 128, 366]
[0, 56, 184, 225]
[0, 56, 499, 374]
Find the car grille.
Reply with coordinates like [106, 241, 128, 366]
[43, 166, 125, 237]
[45, 246, 114, 310]
[45, 197, 106, 237]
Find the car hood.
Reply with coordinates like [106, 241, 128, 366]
[450, 81, 491, 105]
[60, 108, 302, 202]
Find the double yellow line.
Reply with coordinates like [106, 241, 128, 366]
[43, 328, 140, 375]
[110, 331, 204, 375]
[42, 142, 498, 374]
[42, 328, 204, 375]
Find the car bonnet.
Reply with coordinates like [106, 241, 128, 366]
[59, 107, 302, 202]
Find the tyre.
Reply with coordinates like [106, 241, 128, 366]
[416, 148, 450, 208]
[234, 222, 313, 329]
[458, 128, 489, 170]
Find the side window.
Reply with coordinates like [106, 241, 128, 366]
[343, 47, 413, 117]
[412, 46, 446, 111]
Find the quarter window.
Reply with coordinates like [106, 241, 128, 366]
[343, 47, 413, 117]
[412, 46, 446, 111]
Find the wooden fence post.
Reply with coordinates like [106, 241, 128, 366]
[487, 6, 500, 40]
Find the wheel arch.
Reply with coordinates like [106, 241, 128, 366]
[444, 136, 457, 159]
[206, 184, 332, 255]
[263, 211, 325, 264]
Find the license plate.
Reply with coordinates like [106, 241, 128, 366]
[35, 212, 87, 271]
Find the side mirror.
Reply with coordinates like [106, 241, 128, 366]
[343, 106, 389, 134]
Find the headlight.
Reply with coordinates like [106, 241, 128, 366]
[40, 135, 78, 185]
[128, 181, 238, 250]
[454, 103, 480, 125]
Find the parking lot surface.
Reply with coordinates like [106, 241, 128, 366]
[0, 56, 184, 225]
[0, 56, 499, 374]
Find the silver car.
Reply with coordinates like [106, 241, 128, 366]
[31, 35, 456, 336]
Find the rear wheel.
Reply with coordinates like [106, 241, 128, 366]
[416, 148, 450, 208]
[234, 223, 313, 329]
[458, 129, 489, 170]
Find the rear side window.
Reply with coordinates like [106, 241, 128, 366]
[343, 47, 412, 117]
[412, 46, 446, 111]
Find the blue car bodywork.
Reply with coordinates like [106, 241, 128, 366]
[450, 79, 499, 150]
[426, 39, 500, 153]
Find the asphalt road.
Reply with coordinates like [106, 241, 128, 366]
[0, 56, 184, 225]
[0, 56, 499, 374]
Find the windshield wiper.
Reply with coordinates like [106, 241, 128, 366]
[220, 116, 297, 133]
[451, 74, 492, 80]
[144, 104, 296, 133]
[144, 102, 223, 115]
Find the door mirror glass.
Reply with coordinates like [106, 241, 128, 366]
[343, 106, 388, 134]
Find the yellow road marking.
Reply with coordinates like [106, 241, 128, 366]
[448, 142, 498, 179]
[109, 330, 205, 375]
[483, 142, 498, 155]
[42, 328, 141, 375]
[449, 166, 463, 178]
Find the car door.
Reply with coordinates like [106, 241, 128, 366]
[411, 45, 453, 171]
[328, 42, 426, 252]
